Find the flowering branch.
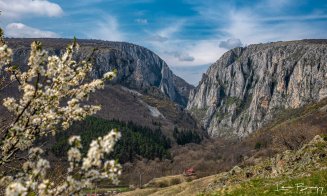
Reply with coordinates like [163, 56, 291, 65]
[0, 40, 116, 163]
[3, 130, 121, 196]
[0, 28, 121, 195]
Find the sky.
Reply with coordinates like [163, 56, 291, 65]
[1, 0, 327, 85]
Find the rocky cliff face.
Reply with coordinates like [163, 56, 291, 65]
[187, 40, 327, 137]
[7, 38, 193, 107]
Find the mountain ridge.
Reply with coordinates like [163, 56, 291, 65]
[7, 38, 194, 107]
[1, 38, 201, 141]
[187, 39, 327, 137]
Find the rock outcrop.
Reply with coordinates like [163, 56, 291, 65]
[205, 135, 327, 194]
[187, 40, 327, 137]
[7, 38, 193, 107]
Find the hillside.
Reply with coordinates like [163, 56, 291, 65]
[87, 92, 327, 192]
[3, 38, 327, 193]
[51, 116, 172, 163]
[119, 135, 327, 196]
[187, 40, 327, 138]
[1, 38, 200, 138]
[0, 38, 203, 186]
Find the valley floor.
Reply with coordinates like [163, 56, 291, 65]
[118, 135, 327, 196]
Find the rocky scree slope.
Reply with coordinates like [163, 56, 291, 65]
[7, 38, 193, 107]
[187, 40, 327, 137]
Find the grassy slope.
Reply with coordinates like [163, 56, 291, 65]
[224, 170, 327, 196]
[125, 171, 327, 196]
[120, 175, 216, 196]
[120, 136, 327, 196]
[119, 99, 327, 196]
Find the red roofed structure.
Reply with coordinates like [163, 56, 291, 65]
[183, 167, 196, 176]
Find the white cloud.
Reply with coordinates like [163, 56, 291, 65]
[5, 23, 59, 38]
[87, 16, 125, 41]
[148, 39, 226, 67]
[143, 20, 226, 67]
[219, 38, 243, 49]
[223, 10, 327, 45]
[173, 52, 195, 62]
[135, 18, 148, 24]
[147, 20, 184, 42]
[157, 20, 184, 38]
[183, 40, 226, 66]
[0, 0, 63, 19]
[148, 35, 168, 42]
[164, 51, 195, 62]
[188, 0, 327, 46]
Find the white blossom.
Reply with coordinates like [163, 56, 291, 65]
[68, 147, 81, 162]
[0, 32, 121, 195]
[103, 70, 117, 80]
[0, 44, 12, 69]
[1, 40, 115, 156]
[69, 135, 81, 147]
[5, 182, 27, 196]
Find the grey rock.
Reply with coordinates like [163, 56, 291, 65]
[7, 38, 193, 107]
[187, 40, 327, 137]
[229, 166, 243, 175]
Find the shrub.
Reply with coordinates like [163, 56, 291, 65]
[157, 181, 169, 188]
[322, 134, 327, 142]
[255, 142, 262, 150]
[170, 178, 181, 185]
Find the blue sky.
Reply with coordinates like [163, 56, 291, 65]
[1, 0, 327, 85]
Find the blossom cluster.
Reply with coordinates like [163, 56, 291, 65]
[1, 40, 116, 161]
[4, 130, 121, 196]
[0, 44, 12, 70]
[0, 30, 12, 77]
[0, 29, 121, 195]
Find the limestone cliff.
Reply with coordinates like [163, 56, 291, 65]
[187, 40, 327, 137]
[7, 38, 193, 107]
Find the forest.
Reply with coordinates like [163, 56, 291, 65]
[52, 116, 174, 163]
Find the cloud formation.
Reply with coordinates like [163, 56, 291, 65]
[219, 38, 243, 49]
[190, 0, 327, 45]
[87, 16, 125, 41]
[5, 23, 59, 38]
[144, 20, 221, 66]
[148, 35, 168, 42]
[0, 0, 63, 19]
[223, 10, 327, 45]
[135, 18, 148, 24]
[146, 22, 184, 43]
[173, 52, 195, 62]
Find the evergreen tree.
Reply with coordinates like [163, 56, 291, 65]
[51, 116, 171, 163]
